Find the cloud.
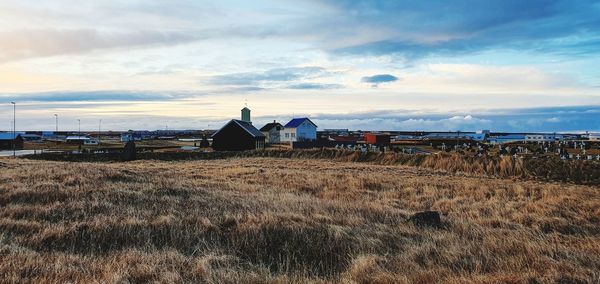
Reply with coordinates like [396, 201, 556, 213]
[361, 74, 399, 86]
[286, 83, 343, 90]
[320, 0, 600, 59]
[0, 29, 203, 62]
[301, 105, 600, 132]
[210, 67, 331, 86]
[0, 91, 199, 103]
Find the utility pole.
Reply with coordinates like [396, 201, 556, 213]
[11, 102, 15, 157]
[98, 119, 102, 145]
[54, 114, 58, 132]
[78, 119, 81, 136]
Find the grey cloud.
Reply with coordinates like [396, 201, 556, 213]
[305, 105, 600, 132]
[321, 0, 600, 59]
[361, 74, 398, 86]
[286, 83, 343, 90]
[211, 67, 331, 86]
[0, 90, 204, 103]
[0, 29, 204, 62]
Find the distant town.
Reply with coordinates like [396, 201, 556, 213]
[1, 106, 600, 160]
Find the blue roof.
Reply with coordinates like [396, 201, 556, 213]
[0, 133, 21, 140]
[284, 118, 317, 128]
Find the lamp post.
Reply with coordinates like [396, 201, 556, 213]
[11, 102, 15, 157]
[54, 114, 58, 132]
[98, 119, 102, 145]
[77, 119, 81, 136]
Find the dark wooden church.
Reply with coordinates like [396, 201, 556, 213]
[211, 107, 265, 151]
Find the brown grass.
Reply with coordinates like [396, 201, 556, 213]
[26, 148, 600, 185]
[1, 157, 599, 283]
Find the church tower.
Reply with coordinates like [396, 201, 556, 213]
[241, 107, 251, 124]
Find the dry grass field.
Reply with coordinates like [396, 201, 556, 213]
[1, 157, 599, 283]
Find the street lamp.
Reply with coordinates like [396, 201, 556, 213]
[98, 119, 102, 145]
[54, 114, 58, 132]
[77, 119, 81, 136]
[10, 102, 15, 157]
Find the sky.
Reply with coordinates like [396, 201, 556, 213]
[1, 0, 599, 132]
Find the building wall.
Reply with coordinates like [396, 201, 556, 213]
[263, 128, 281, 143]
[0, 137, 24, 150]
[281, 120, 317, 142]
[525, 134, 562, 142]
[295, 121, 317, 141]
[365, 134, 391, 145]
[281, 128, 297, 142]
[212, 122, 265, 151]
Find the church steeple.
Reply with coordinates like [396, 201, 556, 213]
[241, 106, 251, 124]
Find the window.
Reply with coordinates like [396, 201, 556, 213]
[285, 133, 289, 138]
[291, 133, 295, 138]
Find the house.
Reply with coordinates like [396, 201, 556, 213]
[281, 118, 317, 142]
[21, 134, 43, 142]
[65, 136, 92, 145]
[0, 133, 24, 150]
[211, 120, 265, 151]
[84, 138, 99, 145]
[260, 121, 283, 143]
[524, 134, 563, 142]
[364, 133, 391, 145]
[121, 132, 143, 142]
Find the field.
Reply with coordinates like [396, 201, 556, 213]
[1, 156, 599, 283]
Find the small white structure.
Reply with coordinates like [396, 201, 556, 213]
[84, 139, 99, 145]
[281, 118, 317, 142]
[525, 134, 563, 142]
[588, 133, 600, 141]
[66, 136, 98, 145]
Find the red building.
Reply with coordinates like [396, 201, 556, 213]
[364, 133, 391, 145]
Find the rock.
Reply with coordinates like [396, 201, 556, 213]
[408, 211, 441, 228]
[121, 140, 137, 161]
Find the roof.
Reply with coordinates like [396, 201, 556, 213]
[0, 133, 21, 140]
[212, 119, 265, 138]
[260, 122, 283, 132]
[493, 134, 526, 139]
[66, 136, 91, 140]
[284, 118, 317, 128]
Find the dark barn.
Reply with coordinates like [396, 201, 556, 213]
[0, 133, 24, 150]
[212, 120, 265, 151]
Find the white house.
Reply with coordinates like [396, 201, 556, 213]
[260, 121, 284, 143]
[281, 118, 317, 142]
[525, 134, 563, 142]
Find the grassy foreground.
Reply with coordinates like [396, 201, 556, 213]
[0, 157, 599, 283]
